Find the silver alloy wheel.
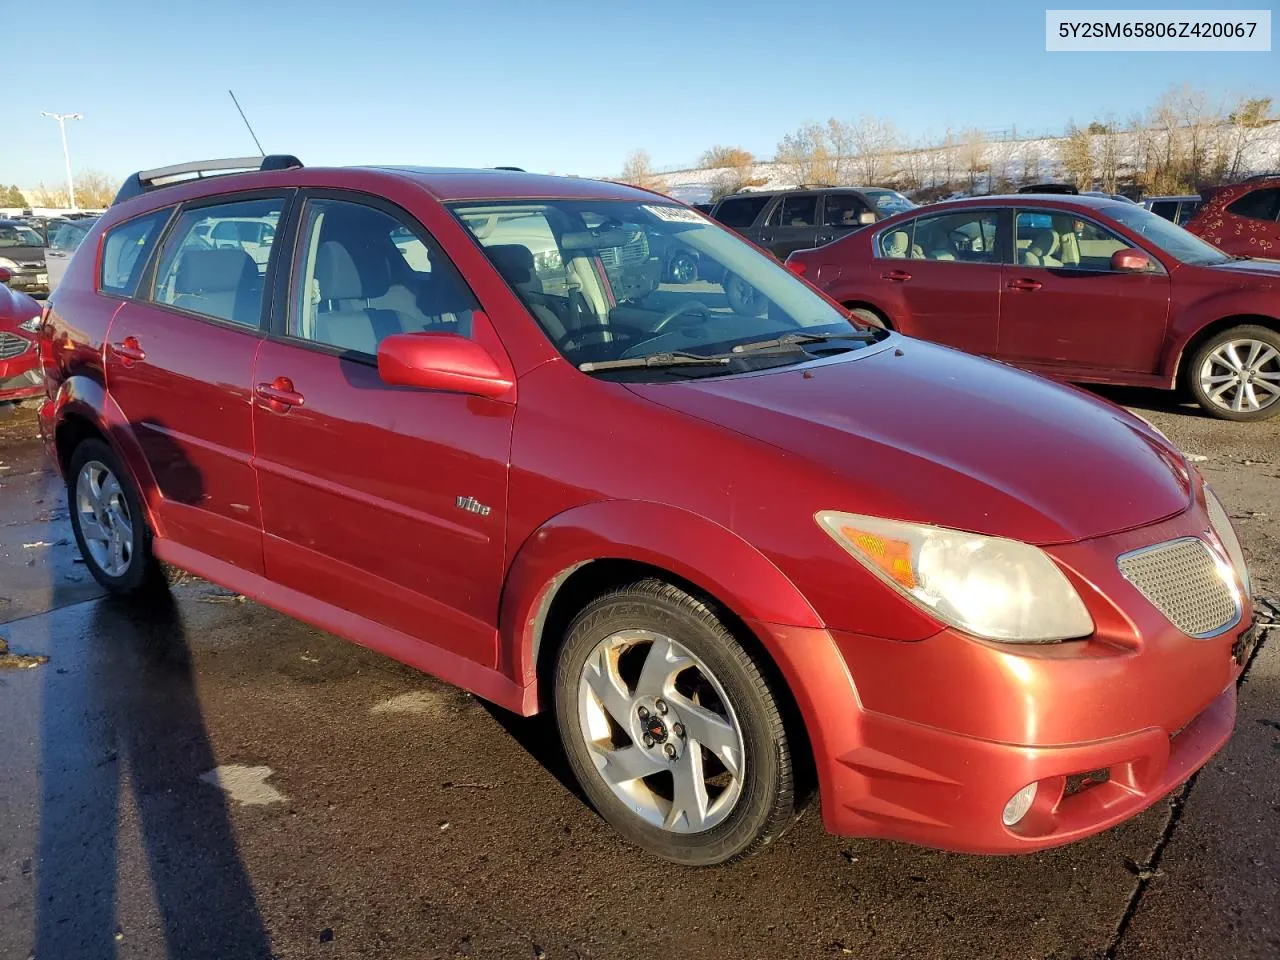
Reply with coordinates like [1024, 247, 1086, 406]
[577, 629, 746, 833]
[75, 459, 134, 577]
[1199, 338, 1280, 414]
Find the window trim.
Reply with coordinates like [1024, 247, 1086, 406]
[95, 206, 178, 300]
[267, 188, 483, 366]
[138, 189, 297, 333]
[1013, 206, 1168, 276]
[819, 190, 870, 228]
[872, 207, 1010, 265]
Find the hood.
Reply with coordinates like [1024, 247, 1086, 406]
[628, 339, 1192, 545]
[0, 284, 41, 327]
[1204, 258, 1280, 283]
[0, 247, 46, 266]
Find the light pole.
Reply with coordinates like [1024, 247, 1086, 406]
[40, 111, 82, 211]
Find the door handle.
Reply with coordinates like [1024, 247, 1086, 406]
[110, 336, 146, 365]
[255, 376, 305, 411]
[1006, 278, 1042, 291]
[881, 269, 912, 282]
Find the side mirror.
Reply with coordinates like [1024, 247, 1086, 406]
[0, 267, 10, 284]
[377, 332, 514, 399]
[1111, 249, 1151, 273]
[858, 211, 877, 225]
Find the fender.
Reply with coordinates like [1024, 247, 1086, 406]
[1159, 290, 1280, 381]
[499, 499, 825, 696]
[46, 373, 165, 537]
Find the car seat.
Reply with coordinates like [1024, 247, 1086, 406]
[882, 229, 923, 259]
[312, 242, 403, 354]
[1020, 228, 1063, 267]
[171, 248, 261, 325]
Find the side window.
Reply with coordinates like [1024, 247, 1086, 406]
[877, 221, 916, 259]
[1149, 201, 1177, 222]
[51, 223, 85, 251]
[901, 211, 1000, 263]
[779, 194, 818, 228]
[823, 193, 869, 227]
[100, 210, 170, 296]
[149, 198, 283, 327]
[1175, 201, 1200, 225]
[1016, 211, 1129, 270]
[289, 198, 479, 357]
[714, 195, 770, 229]
[1226, 188, 1280, 223]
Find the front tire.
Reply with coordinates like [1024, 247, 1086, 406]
[554, 579, 796, 866]
[67, 438, 163, 595]
[1187, 325, 1280, 421]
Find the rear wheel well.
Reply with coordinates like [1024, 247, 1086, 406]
[532, 558, 818, 803]
[1177, 315, 1280, 386]
[842, 301, 893, 329]
[54, 413, 106, 479]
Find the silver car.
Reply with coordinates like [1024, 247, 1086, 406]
[45, 217, 100, 292]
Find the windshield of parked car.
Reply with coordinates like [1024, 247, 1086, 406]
[1100, 203, 1231, 266]
[450, 199, 870, 372]
[0, 223, 43, 247]
[862, 189, 916, 216]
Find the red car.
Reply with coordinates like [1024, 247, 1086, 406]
[0, 269, 45, 402]
[39, 158, 1256, 865]
[1184, 174, 1280, 261]
[789, 195, 1280, 421]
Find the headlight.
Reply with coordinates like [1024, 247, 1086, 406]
[1204, 487, 1251, 601]
[19, 317, 42, 333]
[816, 511, 1094, 642]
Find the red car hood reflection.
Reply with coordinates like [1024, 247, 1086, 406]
[628, 338, 1193, 545]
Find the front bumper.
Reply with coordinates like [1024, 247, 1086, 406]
[771, 506, 1250, 855]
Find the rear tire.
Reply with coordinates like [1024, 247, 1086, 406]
[67, 438, 165, 596]
[1186, 325, 1280, 421]
[554, 579, 796, 866]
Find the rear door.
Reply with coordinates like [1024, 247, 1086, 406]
[250, 191, 514, 667]
[871, 207, 1006, 355]
[815, 192, 873, 246]
[757, 193, 822, 258]
[104, 193, 290, 574]
[998, 208, 1170, 374]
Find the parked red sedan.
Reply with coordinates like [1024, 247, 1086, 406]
[789, 195, 1280, 420]
[39, 160, 1256, 865]
[0, 269, 45, 402]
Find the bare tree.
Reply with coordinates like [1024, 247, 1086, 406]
[1224, 95, 1275, 179]
[848, 114, 899, 185]
[698, 146, 760, 198]
[775, 123, 837, 186]
[958, 129, 988, 193]
[619, 149, 657, 189]
[1059, 123, 1094, 189]
[898, 138, 929, 192]
[29, 183, 69, 206]
[73, 170, 117, 208]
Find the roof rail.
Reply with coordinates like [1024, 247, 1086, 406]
[492, 165, 525, 172]
[112, 154, 303, 206]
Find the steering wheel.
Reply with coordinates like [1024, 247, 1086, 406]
[557, 321, 648, 351]
[651, 300, 712, 334]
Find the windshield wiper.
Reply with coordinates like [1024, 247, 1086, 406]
[730, 330, 879, 354]
[578, 351, 734, 373]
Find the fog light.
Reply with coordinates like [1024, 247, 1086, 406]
[1002, 782, 1038, 827]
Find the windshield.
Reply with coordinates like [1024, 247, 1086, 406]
[862, 189, 916, 216]
[450, 199, 867, 372]
[0, 224, 43, 247]
[1100, 203, 1230, 265]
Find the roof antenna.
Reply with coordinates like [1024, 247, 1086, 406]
[228, 89, 265, 154]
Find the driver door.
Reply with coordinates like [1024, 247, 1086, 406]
[251, 192, 515, 668]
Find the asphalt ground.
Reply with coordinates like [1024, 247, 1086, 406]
[0, 388, 1276, 960]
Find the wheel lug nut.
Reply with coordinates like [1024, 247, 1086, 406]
[655, 699, 668, 715]
[664, 743, 676, 759]
[643, 734, 654, 748]
[672, 722, 685, 738]
[637, 705, 649, 719]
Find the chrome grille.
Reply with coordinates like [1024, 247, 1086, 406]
[598, 234, 649, 267]
[1118, 537, 1240, 638]
[0, 332, 31, 361]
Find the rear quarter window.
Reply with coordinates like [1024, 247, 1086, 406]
[714, 195, 771, 229]
[100, 209, 172, 296]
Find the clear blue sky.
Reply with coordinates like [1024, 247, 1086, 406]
[10, 0, 1277, 188]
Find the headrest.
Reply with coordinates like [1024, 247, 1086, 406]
[883, 230, 910, 257]
[1029, 228, 1058, 254]
[175, 248, 255, 293]
[314, 242, 364, 300]
[487, 244, 536, 285]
